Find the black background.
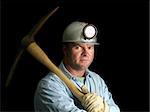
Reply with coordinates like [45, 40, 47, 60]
[1, 0, 149, 111]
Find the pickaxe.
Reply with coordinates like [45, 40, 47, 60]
[5, 6, 84, 102]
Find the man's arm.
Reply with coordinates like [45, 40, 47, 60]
[100, 78, 120, 112]
[34, 73, 86, 112]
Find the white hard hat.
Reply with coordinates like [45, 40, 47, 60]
[62, 21, 99, 45]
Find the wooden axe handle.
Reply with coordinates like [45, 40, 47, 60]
[26, 42, 84, 101]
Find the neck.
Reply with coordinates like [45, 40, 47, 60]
[63, 62, 86, 77]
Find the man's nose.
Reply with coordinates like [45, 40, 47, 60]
[82, 48, 89, 56]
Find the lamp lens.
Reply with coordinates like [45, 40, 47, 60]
[84, 25, 96, 39]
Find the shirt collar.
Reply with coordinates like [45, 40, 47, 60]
[59, 61, 91, 79]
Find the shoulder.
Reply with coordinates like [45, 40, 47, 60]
[88, 70, 106, 85]
[88, 70, 104, 80]
[37, 72, 66, 89]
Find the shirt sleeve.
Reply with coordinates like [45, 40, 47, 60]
[100, 77, 120, 112]
[34, 74, 86, 112]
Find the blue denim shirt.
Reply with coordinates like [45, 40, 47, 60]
[34, 62, 120, 112]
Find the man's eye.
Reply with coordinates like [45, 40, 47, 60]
[88, 46, 93, 50]
[88, 47, 91, 49]
[75, 46, 80, 49]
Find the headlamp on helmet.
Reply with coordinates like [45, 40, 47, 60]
[83, 24, 97, 40]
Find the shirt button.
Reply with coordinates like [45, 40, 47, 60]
[72, 77, 76, 80]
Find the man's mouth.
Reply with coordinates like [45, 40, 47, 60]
[80, 59, 89, 62]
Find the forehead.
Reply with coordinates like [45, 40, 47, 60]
[68, 42, 95, 47]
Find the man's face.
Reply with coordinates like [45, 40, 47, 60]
[64, 43, 95, 70]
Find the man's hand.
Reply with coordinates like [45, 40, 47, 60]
[104, 100, 109, 112]
[81, 85, 109, 112]
[81, 93, 104, 112]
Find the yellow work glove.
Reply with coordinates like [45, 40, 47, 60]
[81, 93, 104, 112]
[81, 85, 105, 112]
[104, 100, 109, 112]
[81, 85, 109, 112]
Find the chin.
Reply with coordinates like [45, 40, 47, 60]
[81, 62, 91, 67]
[79, 64, 89, 69]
